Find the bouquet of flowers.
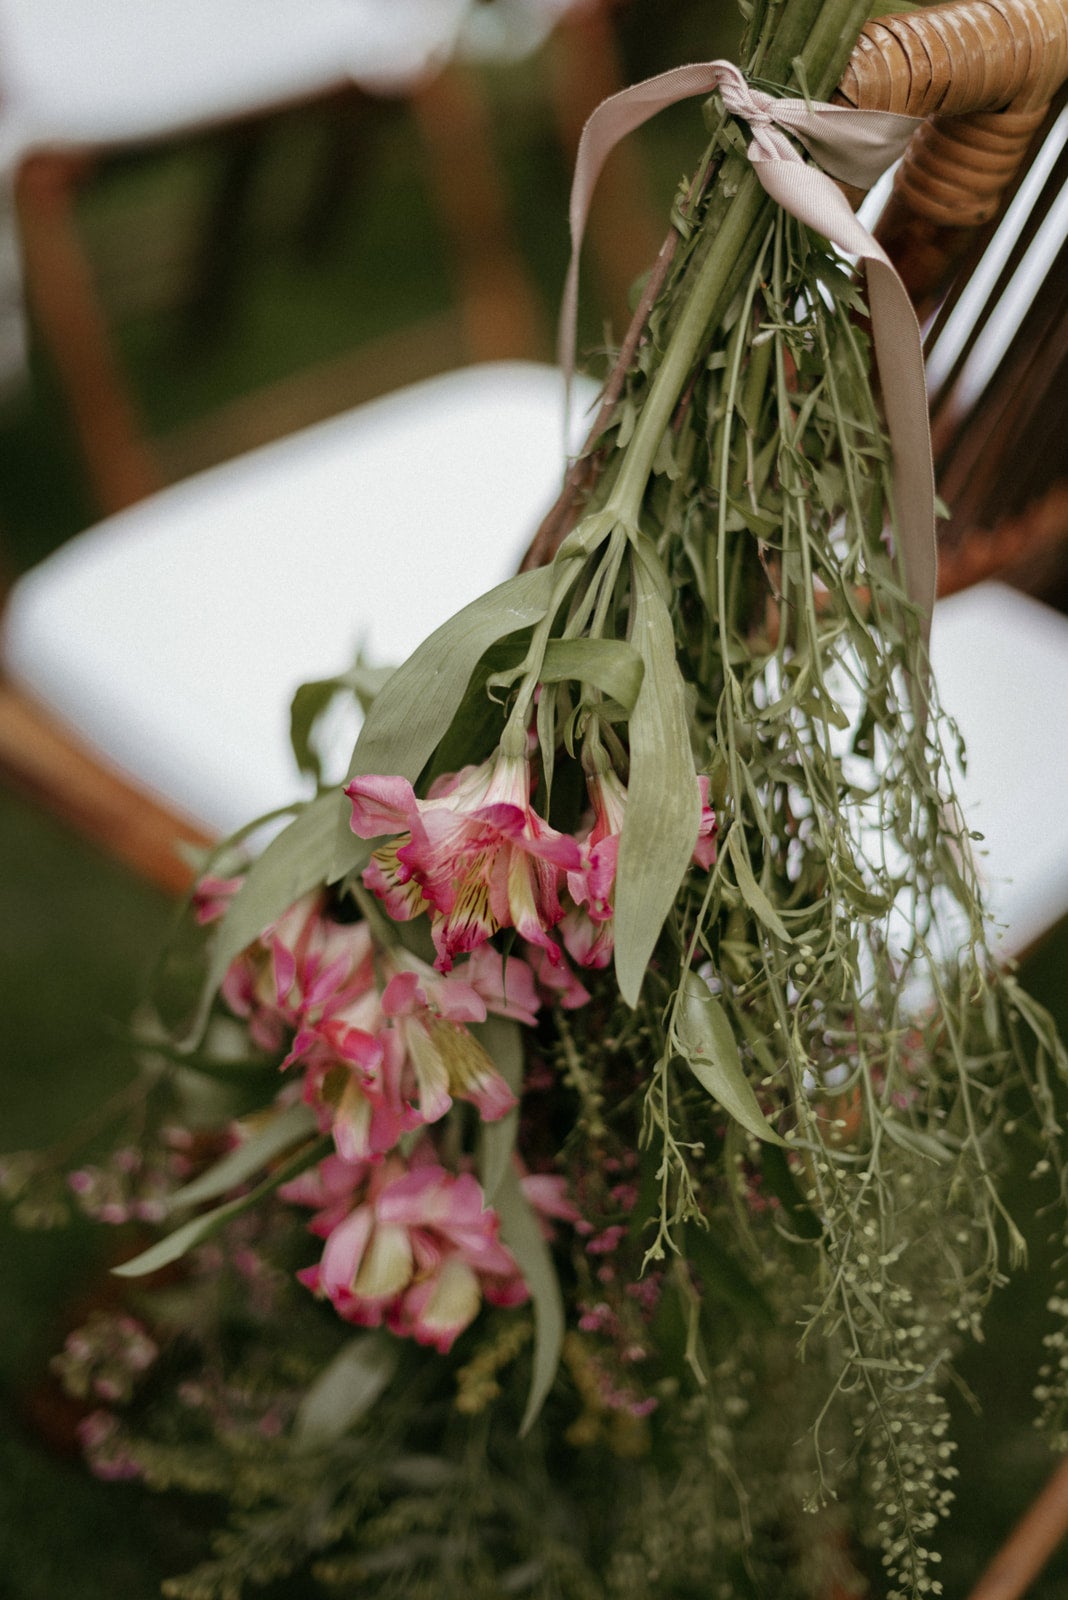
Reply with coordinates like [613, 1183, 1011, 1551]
[5, 0, 1067, 1595]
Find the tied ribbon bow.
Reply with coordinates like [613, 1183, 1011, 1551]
[562, 62, 937, 644]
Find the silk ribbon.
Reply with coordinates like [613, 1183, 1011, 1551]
[562, 61, 937, 643]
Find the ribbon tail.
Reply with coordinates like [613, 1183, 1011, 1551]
[750, 156, 937, 652]
[560, 63, 727, 389]
[867, 258, 938, 639]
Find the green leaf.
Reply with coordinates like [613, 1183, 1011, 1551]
[345, 566, 565, 787]
[475, 1015, 524, 1205]
[759, 1143, 822, 1239]
[423, 636, 530, 786]
[182, 790, 354, 1048]
[494, 1165, 564, 1436]
[337, 565, 573, 880]
[293, 1332, 400, 1447]
[673, 971, 786, 1146]
[290, 661, 394, 783]
[613, 542, 702, 1006]
[113, 1132, 331, 1278]
[539, 637, 644, 714]
[881, 1118, 953, 1165]
[725, 825, 793, 943]
[164, 1102, 318, 1214]
[683, 1224, 776, 1328]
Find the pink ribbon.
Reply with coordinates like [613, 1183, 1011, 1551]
[563, 62, 937, 642]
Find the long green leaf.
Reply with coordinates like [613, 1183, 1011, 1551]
[293, 1332, 400, 1447]
[475, 1015, 524, 1205]
[673, 972, 786, 1147]
[424, 636, 530, 786]
[539, 637, 644, 713]
[881, 1118, 953, 1165]
[290, 661, 394, 782]
[164, 1102, 318, 1214]
[495, 1165, 564, 1436]
[182, 790, 353, 1048]
[726, 825, 793, 943]
[345, 566, 563, 786]
[335, 565, 571, 879]
[613, 542, 701, 1006]
[113, 1133, 331, 1278]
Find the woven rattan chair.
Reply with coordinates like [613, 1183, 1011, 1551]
[1, 0, 477, 514]
[838, 0, 1068, 606]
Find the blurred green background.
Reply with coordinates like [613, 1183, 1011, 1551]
[1, 4, 1066, 1595]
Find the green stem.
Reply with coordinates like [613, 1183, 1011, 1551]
[602, 0, 875, 534]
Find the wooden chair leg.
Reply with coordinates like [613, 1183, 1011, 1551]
[297, 87, 383, 264]
[967, 1454, 1068, 1600]
[15, 153, 163, 516]
[0, 678, 212, 895]
[410, 65, 548, 363]
[181, 121, 271, 343]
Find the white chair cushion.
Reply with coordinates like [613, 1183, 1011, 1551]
[0, 0, 472, 155]
[3, 361, 598, 833]
[929, 581, 1068, 955]
[0, 0, 587, 156]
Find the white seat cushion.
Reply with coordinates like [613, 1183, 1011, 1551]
[0, 0, 472, 155]
[3, 361, 598, 833]
[930, 581, 1068, 955]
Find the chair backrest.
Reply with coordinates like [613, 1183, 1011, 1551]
[838, 0, 1068, 316]
[837, 0, 1068, 598]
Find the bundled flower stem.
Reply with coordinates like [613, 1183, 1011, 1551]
[5, 1, 1068, 1596]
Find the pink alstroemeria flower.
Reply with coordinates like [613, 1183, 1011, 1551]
[191, 873, 242, 926]
[381, 965, 516, 1126]
[692, 776, 719, 870]
[520, 1170, 584, 1239]
[287, 946, 534, 1158]
[562, 769, 718, 969]
[299, 1154, 525, 1352]
[462, 943, 541, 1028]
[291, 999, 424, 1165]
[220, 893, 376, 1054]
[347, 751, 582, 972]
[524, 943, 592, 1010]
[279, 1151, 370, 1236]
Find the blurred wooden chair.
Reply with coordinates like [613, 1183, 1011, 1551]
[1, 0, 651, 520]
[0, 0, 476, 513]
[0, 359, 600, 889]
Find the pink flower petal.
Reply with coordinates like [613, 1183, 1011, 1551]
[397, 1257, 482, 1352]
[346, 774, 418, 838]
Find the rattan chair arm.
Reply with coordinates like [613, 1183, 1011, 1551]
[836, 0, 1068, 315]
